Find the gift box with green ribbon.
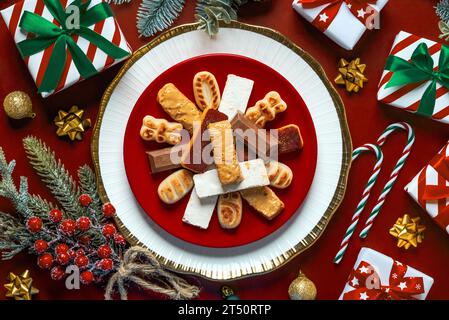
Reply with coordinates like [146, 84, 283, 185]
[378, 31, 449, 124]
[0, 0, 131, 97]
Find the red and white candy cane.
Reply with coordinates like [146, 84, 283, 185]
[334, 144, 383, 265]
[358, 122, 415, 239]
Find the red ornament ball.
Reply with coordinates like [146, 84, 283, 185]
[67, 249, 76, 259]
[76, 216, 91, 231]
[55, 243, 69, 255]
[74, 255, 89, 269]
[79, 235, 91, 245]
[102, 202, 116, 218]
[114, 233, 126, 246]
[98, 258, 113, 271]
[50, 266, 65, 280]
[34, 239, 48, 253]
[102, 224, 116, 238]
[37, 253, 53, 269]
[80, 270, 94, 285]
[48, 209, 63, 223]
[27, 216, 42, 233]
[97, 245, 112, 259]
[57, 252, 71, 265]
[75, 248, 85, 257]
[79, 194, 92, 207]
[59, 219, 76, 236]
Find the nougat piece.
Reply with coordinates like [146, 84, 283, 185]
[277, 124, 304, 154]
[208, 120, 242, 185]
[157, 83, 201, 132]
[240, 186, 284, 220]
[181, 108, 228, 173]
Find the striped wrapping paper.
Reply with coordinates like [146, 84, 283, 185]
[405, 141, 449, 235]
[0, 0, 131, 97]
[377, 31, 449, 124]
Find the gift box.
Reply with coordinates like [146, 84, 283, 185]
[405, 141, 449, 234]
[378, 31, 449, 124]
[291, 0, 388, 50]
[0, 0, 131, 97]
[339, 248, 433, 300]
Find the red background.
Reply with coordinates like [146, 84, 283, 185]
[1, 0, 449, 300]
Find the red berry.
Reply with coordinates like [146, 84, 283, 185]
[34, 239, 48, 253]
[50, 266, 65, 280]
[55, 243, 69, 255]
[114, 233, 126, 246]
[98, 258, 113, 271]
[57, 252, 71, 265]
[75, 249, 85, 257]
[102, 203, 116, 218]
[79, 235, 91, 245]
[80, 271, 94, 285]
[76, 216, 91, 231]
[102, 224, 116, 238]
[48, 209, 63, 223]
[97, 245, 112, 258]
[27, 216, 42, 233]
[79, 194, 92, 207]
[37, 253, 53, 269]
[74, 255, 89, 269]
[59, 219, 76, 236]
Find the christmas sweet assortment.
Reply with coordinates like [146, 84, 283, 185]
[1, 0, 449, 302]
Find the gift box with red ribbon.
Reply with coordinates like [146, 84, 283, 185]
[378, 31, 449, 124]
[0, 0, 132, 97]
[291, 0, 389, 50]
[405, 141, 449, 234]
[340, 248, 433, 300]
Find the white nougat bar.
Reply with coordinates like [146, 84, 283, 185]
[218, 74, 254, 120]
[182, 188, 218, 230]
[193, 159, 270, 198]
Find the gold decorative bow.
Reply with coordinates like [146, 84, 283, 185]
[389, 214, 425, 249]
[4, 270, 39, 300]
[54, 105, 91, 141]
[335, 58, 368, 93]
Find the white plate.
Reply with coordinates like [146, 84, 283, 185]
[92, 22, 352, 281]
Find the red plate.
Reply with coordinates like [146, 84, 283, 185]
[123, 54, 317, 248]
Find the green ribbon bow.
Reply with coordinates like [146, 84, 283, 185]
[385, 42, 449, 117]
[17, 0, 129, 93]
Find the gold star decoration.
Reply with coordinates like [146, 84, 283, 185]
[54, 106, 91, 141]
[389, 214, 426, 250]
[4, 270, 39, 300]
[334, 58, 368, 93]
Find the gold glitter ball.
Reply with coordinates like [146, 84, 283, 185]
[288, 271, 317, 300]
[3, 91, 35, 120]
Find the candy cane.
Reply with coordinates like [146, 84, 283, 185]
[358, 122, 415, 239]
[334, 144, 384, 265]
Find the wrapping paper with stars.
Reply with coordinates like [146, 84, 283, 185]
[292, 0, 389, 50]
[339, 248, 434, 300]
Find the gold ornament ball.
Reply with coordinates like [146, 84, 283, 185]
[3, 91, 35, 120]
[288, 271, 317, 300]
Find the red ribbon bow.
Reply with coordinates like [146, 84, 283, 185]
[298, 0, 378, 32]
[343, 260, 425, 300]
[417, 145, 449, 229]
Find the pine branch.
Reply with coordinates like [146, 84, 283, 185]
[23, 136, 83, 218]
[195, 0, 247, 36]
[137, 0, 186, 37]
[78, 165, 102, 215]
[437, 0, 449, 23]
[28, 194, 56, 219]
[0, 212, 32, 260]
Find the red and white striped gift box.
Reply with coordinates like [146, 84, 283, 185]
[405, 141, 449, 235]
[0, 0, 131, 97]
[377, 31, 449, 124]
